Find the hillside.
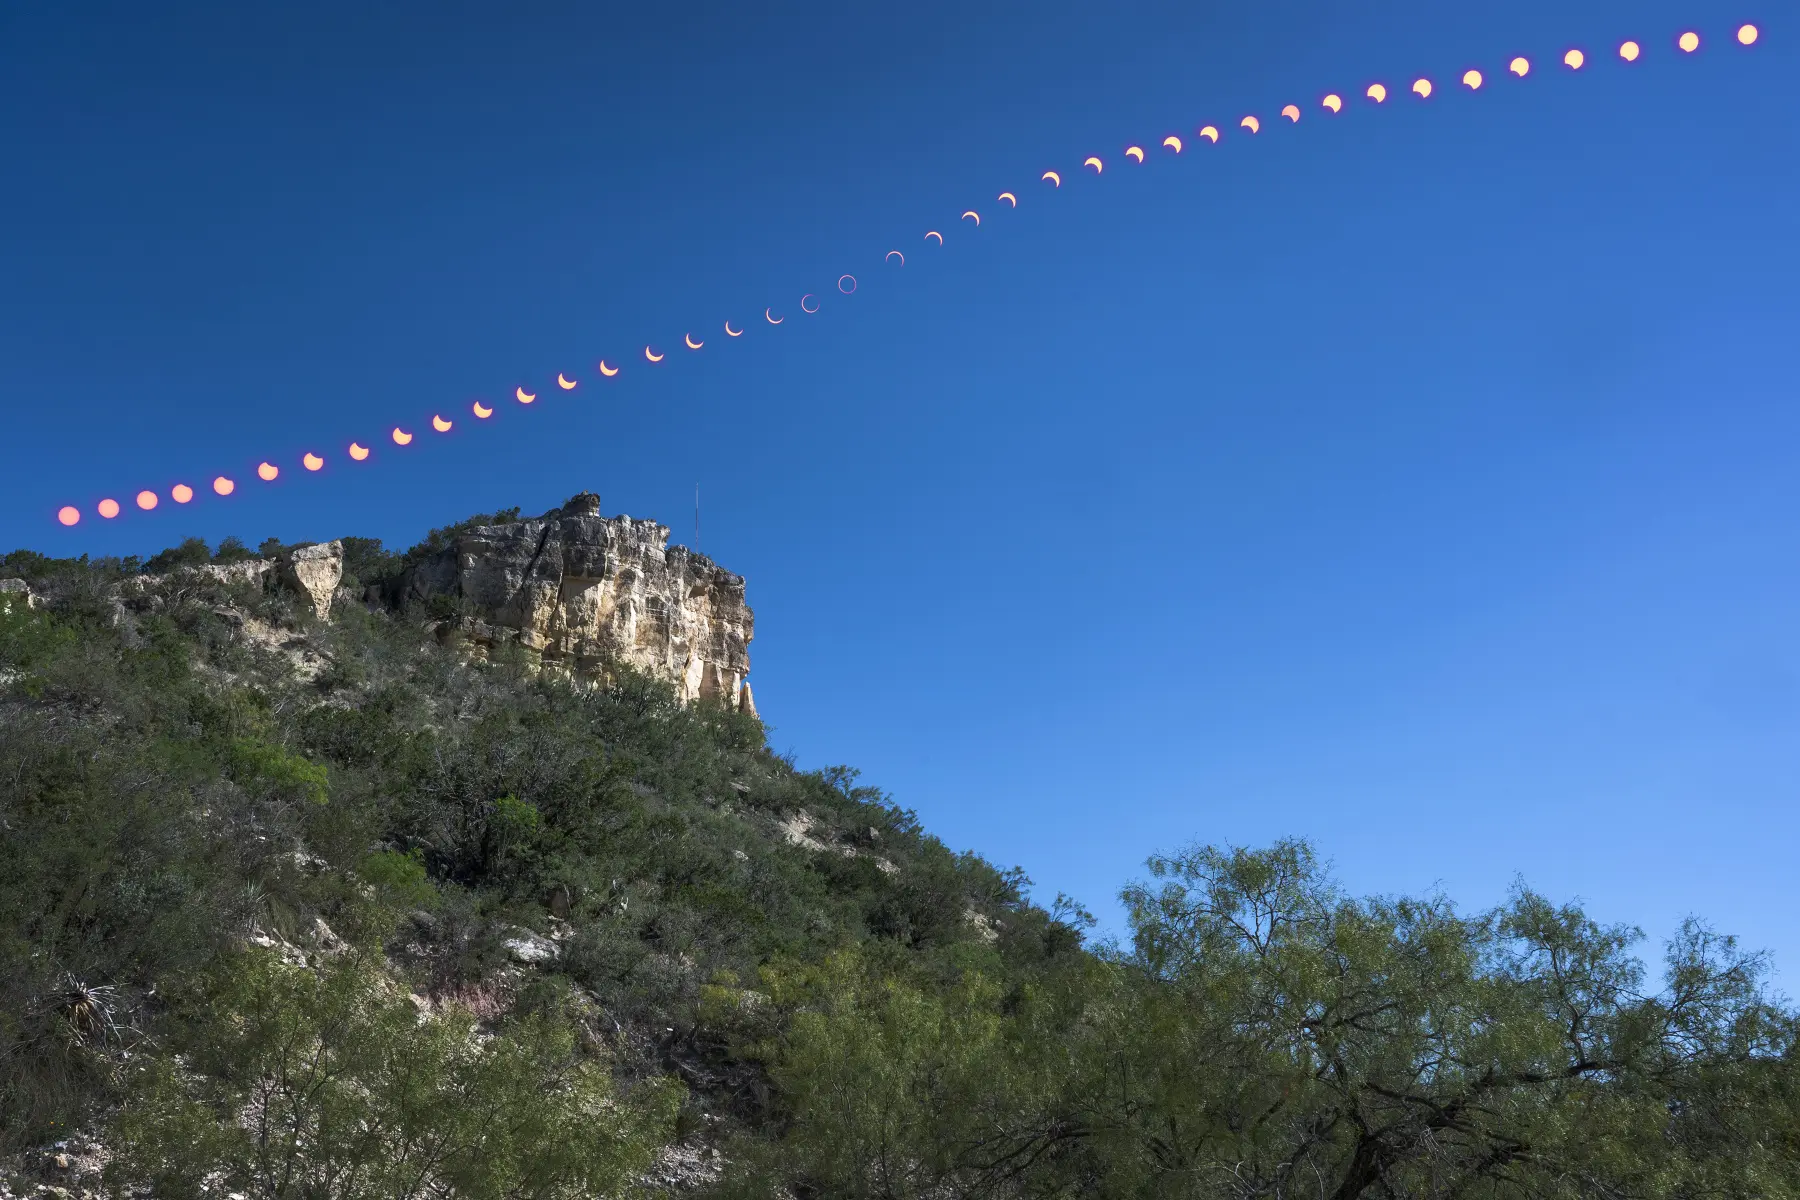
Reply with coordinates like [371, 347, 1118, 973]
[2, 500, 1797, 1200]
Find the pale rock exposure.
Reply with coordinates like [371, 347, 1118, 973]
[278, 540, 345, 620]
[0, 579, 35, 609]
[41, 498, 751, 716]
[397, 493, 756, 715]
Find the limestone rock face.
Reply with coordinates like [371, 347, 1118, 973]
[0, 578, 36, 609]
[279, 541, 345, 621]
[398, 494, 756, 715]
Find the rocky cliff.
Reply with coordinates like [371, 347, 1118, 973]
[396, 492, 756, 715]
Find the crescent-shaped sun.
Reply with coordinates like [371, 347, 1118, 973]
[801, 294, 819, 314]
[1042, 170, 1061, 186]
[1163, 135, 1182, 152]
[599, 360, 619, 377]
[1323, 94, 1343, 112]
[1412, 78, 1433, 98]
[1462, 69, 1483, 89]
[1565, 48, 1587, 68]
[685, 333, 704, 350]
[516, 386, 536, 403]
[925, 230, 943, 244]
[766, 308, 784, 325]
[962, 210, 980, 225]
[349, 443, 370, 460]
[644, 347, 664, 363]
[557, 373, 577, 389]
[392, 428, 413, 446]
[432, 415, 453, 432]
[1510, 56, 1530, 76]
[1367, 83, 1388, 102]
[886, 250, 905, 264]
[1199, 125, 1219, 143]
[1083, 156, 1103, 173]
[472, 403, 493, 418]
[998, 191, 1017, 206]
[1241, 115, 1260, 133]
[1281, 104, 1300, 122]
[1125, 145, 1144, 162]
[258, 462, 279, 481]
[725, 321, 743, 335]
[303, 453, 324, 471]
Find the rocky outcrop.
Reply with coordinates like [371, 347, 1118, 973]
[397, 493, 756, 715]
[0, 578, 35, 609]
[278, 541, 344, 621]
[120, 547, 342, 621]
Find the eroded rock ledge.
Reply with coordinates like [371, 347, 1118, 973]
[396, 492, 756, 716]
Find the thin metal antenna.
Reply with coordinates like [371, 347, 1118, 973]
[695, 483, 700, 556]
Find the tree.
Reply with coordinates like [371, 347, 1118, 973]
[1103, 839, 1800, 1198]
[745, 842, 1800, 1199]
[112, 951, 679, 1200]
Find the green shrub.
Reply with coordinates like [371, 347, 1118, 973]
[111, 950, 679, 1199]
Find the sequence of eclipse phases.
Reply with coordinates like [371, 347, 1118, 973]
[55, 22, 1762, 528]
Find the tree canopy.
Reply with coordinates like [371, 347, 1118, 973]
[0, 534, 1793, 1198]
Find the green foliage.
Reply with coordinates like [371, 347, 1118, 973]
[227, 737, 331, 806]
[4, 512, 1796, 1196]
[143, 536, 213, 574]
[213, 535, 254, 564]
[338, 535, 396, 593]
[739, 840, 1800, 1199]
[724, 949, 1091, 1199]
[0, 601, 78, 676]
[358, 848, 438, 910]
[112, 950, 678, 1200]
[0, 548, 142, 584]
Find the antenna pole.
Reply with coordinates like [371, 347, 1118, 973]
[695, 483, 700, 556]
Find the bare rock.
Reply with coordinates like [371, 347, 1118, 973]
[396, 493, 756, 713]
[118, 557, 271, 600]
[778, 810, 857, 859]
[0, 579, 36, 610]
[503, 927, 561, 965]
[278, 541, 345, 621]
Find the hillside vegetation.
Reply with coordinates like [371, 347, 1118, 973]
[1, 526, 1796, 1199]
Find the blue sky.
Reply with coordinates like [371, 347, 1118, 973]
[3, 1, 1794, 979]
